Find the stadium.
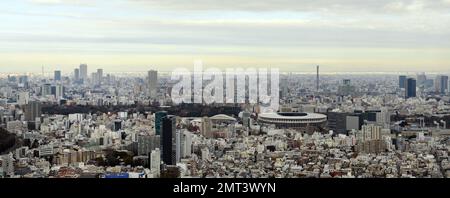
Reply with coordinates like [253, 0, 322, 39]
[258, 112, 327, 129]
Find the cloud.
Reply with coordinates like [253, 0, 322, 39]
[29, 0, 93, 6]
[129, 0, 450, 13]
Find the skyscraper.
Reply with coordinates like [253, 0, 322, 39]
[182, 131, 192, 158]
[150, 149, 161, 176]
[161, 115, 176, 165]
[148, 70, 158, 99]
[54, 84, 64, 99]
[201, 117, 212, 138]
[416, 73, 426, 87]
[242, 111, 251, 128]
[18, 91, 29, 105]
[41, 83, 52, 96]
[435, 75, 448, 94]
[405, 78, 416, 99]
[54, 70, 61, 81]
[175, 130, 181, 163]
[79, 64, 88, 81]
[155, 111, 168, 136]
[399, 75, 407, 89]
[97, 69, 103, 85]
[74, 68, 80, 82]
[316, 65, 320, 91]
[25, 101, 42, 122]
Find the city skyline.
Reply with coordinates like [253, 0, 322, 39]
[1, 0, 450, 72]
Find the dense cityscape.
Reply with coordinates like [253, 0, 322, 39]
[0, 64, 449, 178]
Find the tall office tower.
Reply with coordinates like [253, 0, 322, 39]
[201, 117, 212, 138]
[405, 78, 416, 99]
[18, 91, 30, 105]
[54, 84, 64, 99]
[417, 73, 427, 87]
[18, 75, 28, 85]
[182, 131, 192, 158]
[41, 83, 52, 96]
[150, 149, 161, 176]
[316, 65, 320, 91]
[448, 79, 450, 94]
[25, 101, 42, 121]
[97, 69, 103, 85]
[79, 64, 88, 80]
[280, 76, 288, 99]
[376, 107, 391, 128]
[148, 70, 158, 99]
[91, 72, 98, 85]
[443, 75, 449, 93]
[175, 130, 182, 164]
[155, 111, 168, 136]
[74, 68, 80, 82]
[435, 75, 449, 94]
[399, 75, 407, 89]
[138, 135, 152, 156]
[161, 115, 176, 165]
[54, 70, 61, 81]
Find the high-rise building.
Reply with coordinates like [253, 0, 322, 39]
[138, 135, 160, 156]
[97, 69, 103, 85]
[138, 135, 152, 156]
[175, 130, 182, 164]
[316, 65, 320, 91]
[24, 101, 42, 122]
[416, 73, 426, 87]
[41, 83, 52, 96]
[280, 76, 288, 99]
[399, 75, 407, 89]
[18, 91, 29, 105]
[155, 111, 168, 136]
[18, 75, 28, 84]
[18, 76, 28, 88]
[405, 78, 416, 99]
[346, 114, 363, 131]
[356, 124, 385, 154]
[53, 84, 64, 99]
[435, 75, 448, 94]
[148, 70, 158, 99]
[327, 112, 349, 135]
[201, 117, 212, 138]
[448, 79, 450, 94]
[338, 79, 355, 96]
[376, 107, 391, 129]
[79, 64, 88, 80]
[150, 149, 161, 176]
[361, 124, 381, 141]
[74, 68, 80, 82]
[54, 70, 61, 81]
[182, 131, 192, 158]
[161, 115, 176, 165]
[91, 72, 98, 85]
[242, 111, 251, 128]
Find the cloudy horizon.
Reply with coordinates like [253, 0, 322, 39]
[1, 0, 450, 73]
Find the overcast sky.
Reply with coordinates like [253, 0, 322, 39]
[1, 0, 450, 73]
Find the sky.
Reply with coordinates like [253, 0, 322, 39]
[1, 0, 450, 73]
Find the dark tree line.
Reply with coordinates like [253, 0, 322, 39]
[42, 104, 242, 117]
[0, 127, 16, 154]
